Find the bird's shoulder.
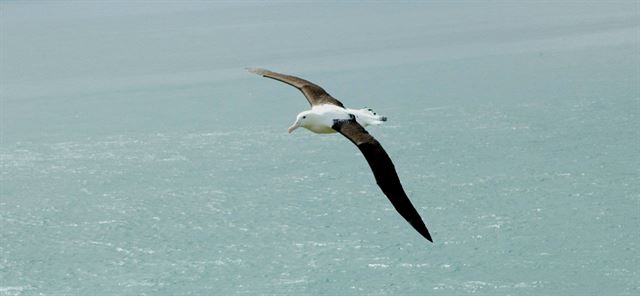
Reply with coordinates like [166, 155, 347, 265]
[311, 104, 347, 115]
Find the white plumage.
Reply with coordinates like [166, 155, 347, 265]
[288, 104, 387, 134]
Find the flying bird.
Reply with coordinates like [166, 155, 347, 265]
[248, 68, 433, 242]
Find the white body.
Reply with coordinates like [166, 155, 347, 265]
[288, 104, 387, 134]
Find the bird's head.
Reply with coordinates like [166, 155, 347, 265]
[288, 111, 312, 133]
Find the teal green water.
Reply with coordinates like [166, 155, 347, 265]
[1, 2, 639, 295]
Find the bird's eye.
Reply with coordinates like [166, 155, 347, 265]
[302, 116, 306, 119]
[373, 112, 377, 115]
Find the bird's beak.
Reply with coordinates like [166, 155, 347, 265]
[288, 122, 301, 133]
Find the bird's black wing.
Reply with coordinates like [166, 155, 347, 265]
[332, 119, 433, 242]
[248, 68, 345, 108]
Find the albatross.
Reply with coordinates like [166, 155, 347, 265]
[248, 68, 433, 242]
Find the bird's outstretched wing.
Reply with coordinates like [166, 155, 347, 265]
[247, 68, 345, 108]
[332, 119, 433, 242]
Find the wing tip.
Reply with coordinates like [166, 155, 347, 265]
[414, 222, 433, 243]
[423, 230, 434, 243]
[246, 67, 268, 76]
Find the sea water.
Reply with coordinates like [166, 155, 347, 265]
[1, 1, 638, 295]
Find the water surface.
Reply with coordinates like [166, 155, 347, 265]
[1, 1, 639, 295]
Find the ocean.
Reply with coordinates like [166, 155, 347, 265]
[1, 1, 638, 295]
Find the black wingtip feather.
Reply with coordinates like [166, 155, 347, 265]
[424, 230, 434, 243]
[411, 218, 433, 242]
